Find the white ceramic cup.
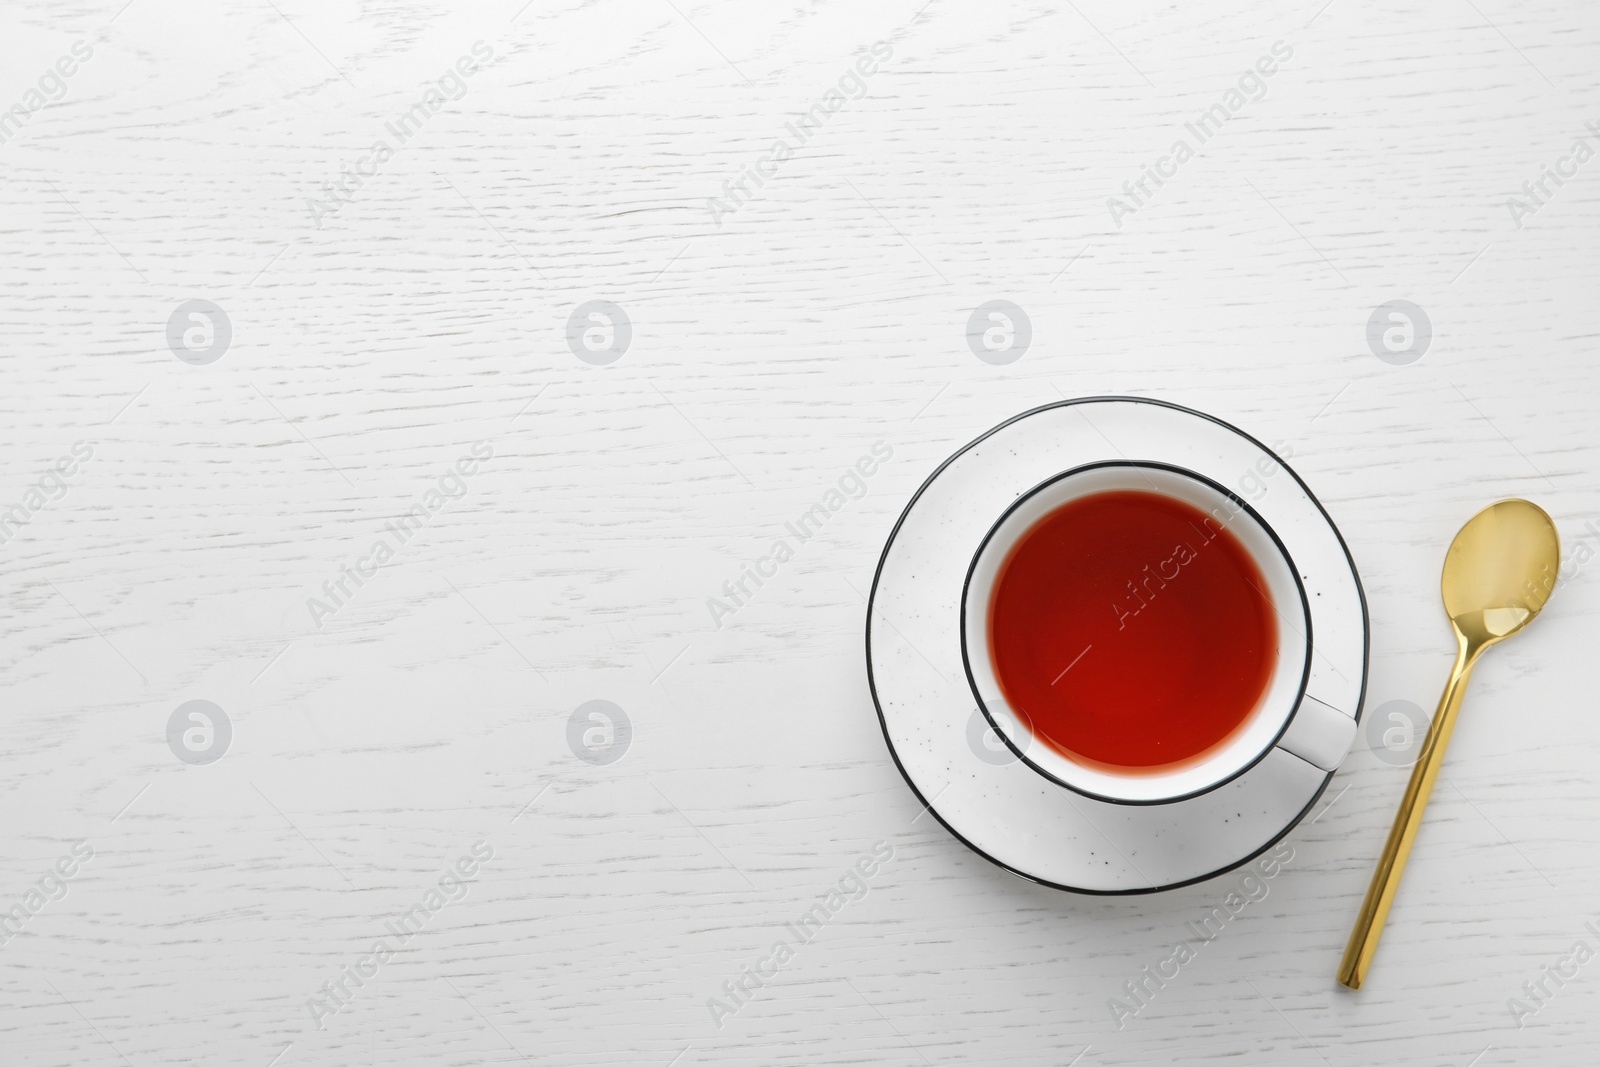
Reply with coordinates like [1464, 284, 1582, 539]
[961, 461, 1357, 805]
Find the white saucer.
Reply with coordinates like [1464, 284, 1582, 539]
[865, 397, 1368, 894]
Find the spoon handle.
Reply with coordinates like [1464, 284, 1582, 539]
[1337, 637, 1477, 989]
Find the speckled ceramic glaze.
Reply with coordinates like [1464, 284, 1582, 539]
[866, 397, 1368, 893]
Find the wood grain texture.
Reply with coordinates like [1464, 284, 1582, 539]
[2, 0, 1598, 1063]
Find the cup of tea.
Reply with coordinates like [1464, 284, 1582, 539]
[960, 460, 1356, 805]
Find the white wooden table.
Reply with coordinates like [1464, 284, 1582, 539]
[3, 1, 1598, 1063]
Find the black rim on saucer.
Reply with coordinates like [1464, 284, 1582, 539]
[958, 459, 1314, 807]
[863, 396, 1370, 895]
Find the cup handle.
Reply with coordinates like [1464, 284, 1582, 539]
[1276, 694, 1357, 772]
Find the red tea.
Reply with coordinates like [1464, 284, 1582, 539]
[986, 489, 1277, 771]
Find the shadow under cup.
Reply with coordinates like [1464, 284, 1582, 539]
[961, 461, 1346, 805]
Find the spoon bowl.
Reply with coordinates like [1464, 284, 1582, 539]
[1441, 499, 1560, 647]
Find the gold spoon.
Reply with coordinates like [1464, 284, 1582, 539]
[1337, 499, 1560, 990]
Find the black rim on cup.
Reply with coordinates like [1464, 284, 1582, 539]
[959, 459, 1314, 807]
